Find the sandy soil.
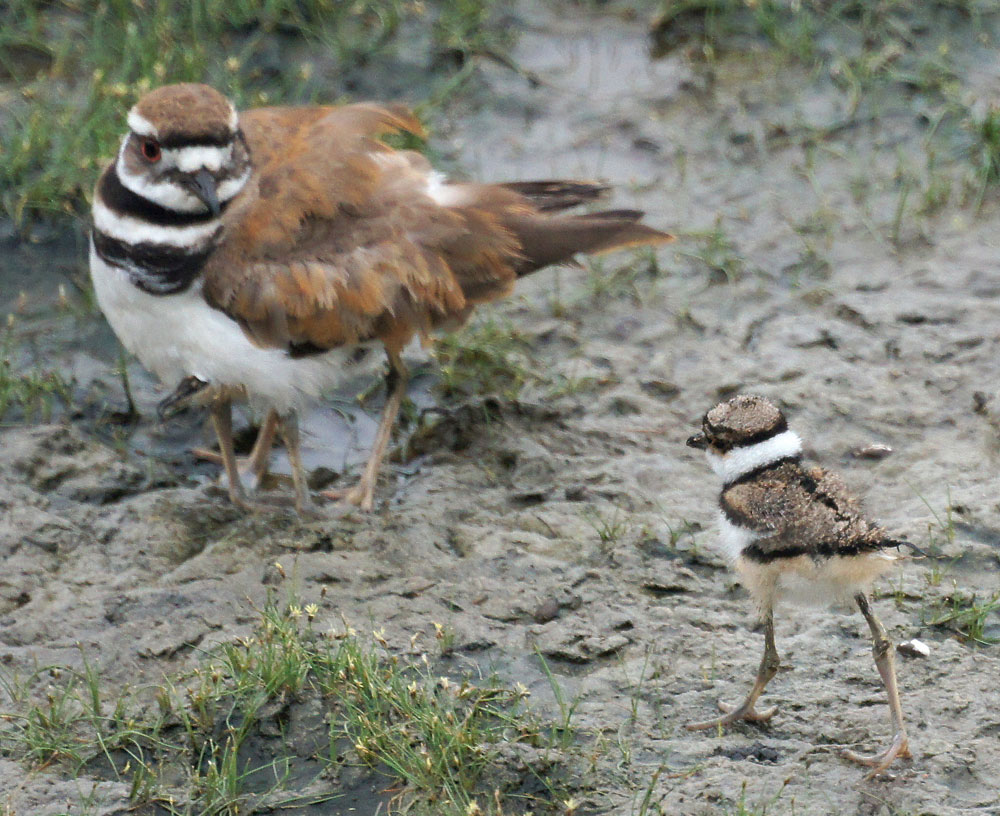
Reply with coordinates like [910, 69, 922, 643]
[2, 4, 1000, 815]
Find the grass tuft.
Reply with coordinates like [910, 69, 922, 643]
[924, 587, 1000, 645]
[0, 591, 570, 815]
[0, 323, 71, 422]
[435, 315, 536, 401]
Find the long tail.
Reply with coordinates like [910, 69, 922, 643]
[505, 196, 674, 276]
[500, 180, 611, 212]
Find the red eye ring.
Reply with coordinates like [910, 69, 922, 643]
[141, 139, 161, 162]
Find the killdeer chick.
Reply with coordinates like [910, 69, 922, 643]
[90, 83, 673, 513]
[685, 395, 913, 778]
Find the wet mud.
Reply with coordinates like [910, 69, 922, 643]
[2, 3, 1000, 814]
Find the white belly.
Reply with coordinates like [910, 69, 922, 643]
[89, 244, 353, 412]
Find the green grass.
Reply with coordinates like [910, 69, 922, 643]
[0, 590, 575, 815]
[583, 502, 634, 548]
[435, 314, 536, 400]
[652, 0, 1000, 208]
[0, 322, 71, 422]
[584, 248, 665, 303]
[651, 0, 818, 62]
[726, 778, 790, 816]
[924, 587, 1000, 645]
[964, 102, 1000, 210]
[677, 221, 747, 283]
[0, 0, 509, 223]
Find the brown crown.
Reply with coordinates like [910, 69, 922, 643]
[702, 394, 788, 450]
[132, 83, 236, 146]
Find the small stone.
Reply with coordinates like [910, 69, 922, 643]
[897, 638, 930, 658]
[532, 597, 560, 624]
[581, 633, 629, 656]
[852, 443, 893, 460]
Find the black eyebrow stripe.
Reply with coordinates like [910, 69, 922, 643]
[156, 135, 234, 149]
[147, 129, 247, 151]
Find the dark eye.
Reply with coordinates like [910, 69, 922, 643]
[141, 139, 161, 162]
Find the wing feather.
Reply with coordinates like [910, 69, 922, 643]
[203, 102, 669, 355]
[721, 463, 887, 558]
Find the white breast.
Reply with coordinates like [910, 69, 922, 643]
[89, 243, 352, 412]
[716, 510, 759, 563]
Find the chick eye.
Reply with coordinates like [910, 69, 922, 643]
[141, 139, 161, 162]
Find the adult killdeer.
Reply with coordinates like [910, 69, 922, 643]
[685, 395, 913, 777]
[90, 83, 673, 512]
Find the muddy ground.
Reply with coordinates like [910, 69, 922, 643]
[2, 3, 1000, 815]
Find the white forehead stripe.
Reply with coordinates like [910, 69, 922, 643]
[93, 198, 221, 247]
[127, 109, 159, 139]
[229, 105, 239, 131]
[707, 430, 803, 484]
[168, 144, 233, 173]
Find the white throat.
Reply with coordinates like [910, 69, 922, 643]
[706, 430, 802, 484]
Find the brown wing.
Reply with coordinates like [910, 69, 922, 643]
[721, 463, 888, 558]
[203, 103, 672, 355]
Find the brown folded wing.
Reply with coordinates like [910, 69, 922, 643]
[202, 103, 672, 355]
[721, 463, 888, 558]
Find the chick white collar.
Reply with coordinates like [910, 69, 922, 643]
[706, 430, 802, 484]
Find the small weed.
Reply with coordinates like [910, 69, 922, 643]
[924, 586, 1000, 645]
[651, 0, 817, 63]
[583, 503, 633, 547]
[432, 620, 457, 656]
[618, 646, 653, 727]
[432, 0, 513, 66]
[650, 503, 702, 560]
[918, 151, 953, 216]
[727, 777, 790, 816]
[890, 168, 915, 247]
[632, 763, 666, 816]
[585, 248, 663, 303]
[0, 322, 71, 422]
[533, 649, 582, 751]
[435, 315, 535, 400]
[911, 485, 957, 554]
[964, 103, 1000, 210]
[544, 373, 600, 401]
[665, 518, 699, 552]
[678, 222, 746, 283]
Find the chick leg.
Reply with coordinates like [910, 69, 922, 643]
[208, 398, 253, 511]
[686, 607, 780, 731]
[842, 592, 911, 777]
[192, 409, 279, 491]
[322, 349, 408, 512]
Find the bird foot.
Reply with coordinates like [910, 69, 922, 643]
[207, 482, 336, 519]
[320, 482, 375, 512]
[842, 731, 911, 778]
[205, 481, 259, 514]
[192, 447, 270, 492]
[685, 700, 779, 732]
